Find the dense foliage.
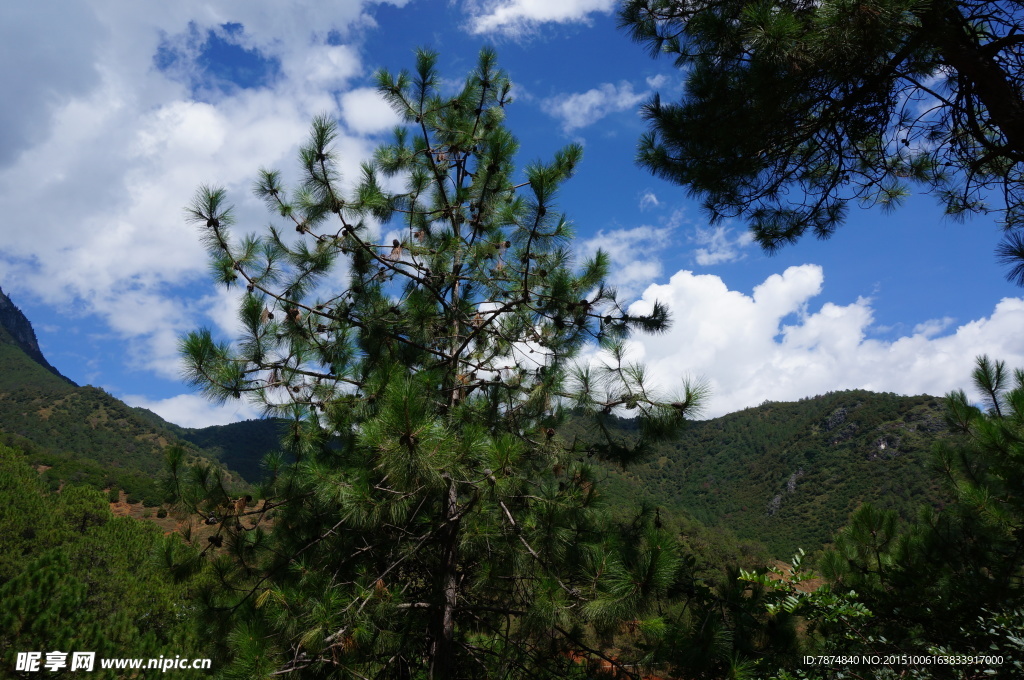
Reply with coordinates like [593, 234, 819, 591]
[0, 444, 209, 679]
[172, 48, 705, 679]
[620, 0, 1024, 282]
[588, 391, 949, 556]
[741, 357, 1024, 679]
[0, 311, 244, 504]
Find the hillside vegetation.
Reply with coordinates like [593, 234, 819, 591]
[581, 391, 949, 556]
[166, 390, 953, 559]
[0, 443, 209, 677]
[0, 292, 246, 505]
[3, 284, 954, 567]
[178, 418, 288, 483]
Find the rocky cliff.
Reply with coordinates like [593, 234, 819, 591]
[0, 286, 76, 385]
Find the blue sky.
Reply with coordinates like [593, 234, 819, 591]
[1, 0, 1022, 426]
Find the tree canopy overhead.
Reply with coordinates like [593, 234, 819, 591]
[620, 0, 1024, 281]
[175, 48, 704, 678]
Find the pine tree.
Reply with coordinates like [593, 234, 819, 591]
[0, 446, 206, 679]
[174, 48, 704, 679]
[620, 0, 1024, 283]
[0, 444, 64, 582]
[773, 355, 1024, 678]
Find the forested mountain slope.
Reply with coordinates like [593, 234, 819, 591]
[0, 288, 243, 503]
[585, 391, 950, 556]
[0, 443, 210, 676]
[178, 418, 287, 482]
[0, 286, 74, 385]
[0, 286, 953, 559]
[170, 389, 952, 559]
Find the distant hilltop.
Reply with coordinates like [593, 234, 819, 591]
[0, 286, 76, 385]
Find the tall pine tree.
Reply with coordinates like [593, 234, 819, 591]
[174, 48, 704, 679]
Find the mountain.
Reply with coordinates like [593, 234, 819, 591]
[0, 288, 245, 503]
[161, 385, 955, 559]
[185, 388, 955, 560]
[179, 418, 288, 482]
[0, 286, 956, 559]
[579, 391, 950, 557]
[0, 287, 74, 385]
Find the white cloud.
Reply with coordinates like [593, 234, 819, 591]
[639, 190, 660, 211]
[542, 81, 648, 133]
[645, 74, 670, 89]
[340, 87, 404, 135]
[609, 265, 1024, 418]
[122, 392, 263, 428]
[464, 0, 616, 35]
[0, 0, 398, 391]
[692, 225, 756, 265]
[537, 69, 669, 136]
[580, 225, 674, 300]
[286, 44, 363, 90]
[912, 316, 955, 338]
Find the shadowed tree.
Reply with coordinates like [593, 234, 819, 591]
[173, 48, 705, 679]
[620, 0, 1024, 282]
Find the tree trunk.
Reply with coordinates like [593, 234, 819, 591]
[430, 477, 459, 679]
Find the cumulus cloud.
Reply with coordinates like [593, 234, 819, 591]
[542, 81, 648, 133]
[287, 44, 363, 90]
[0, 0, 397, 386]
[691, 225, 756, 266]
[122, 392, 263, 428]
[912, 317, 955, 338]
[579, 225, 674, 300]
[464, 0, 616, 35]
[340, 87, 404, 135]
[603, 265, 1024, 418]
